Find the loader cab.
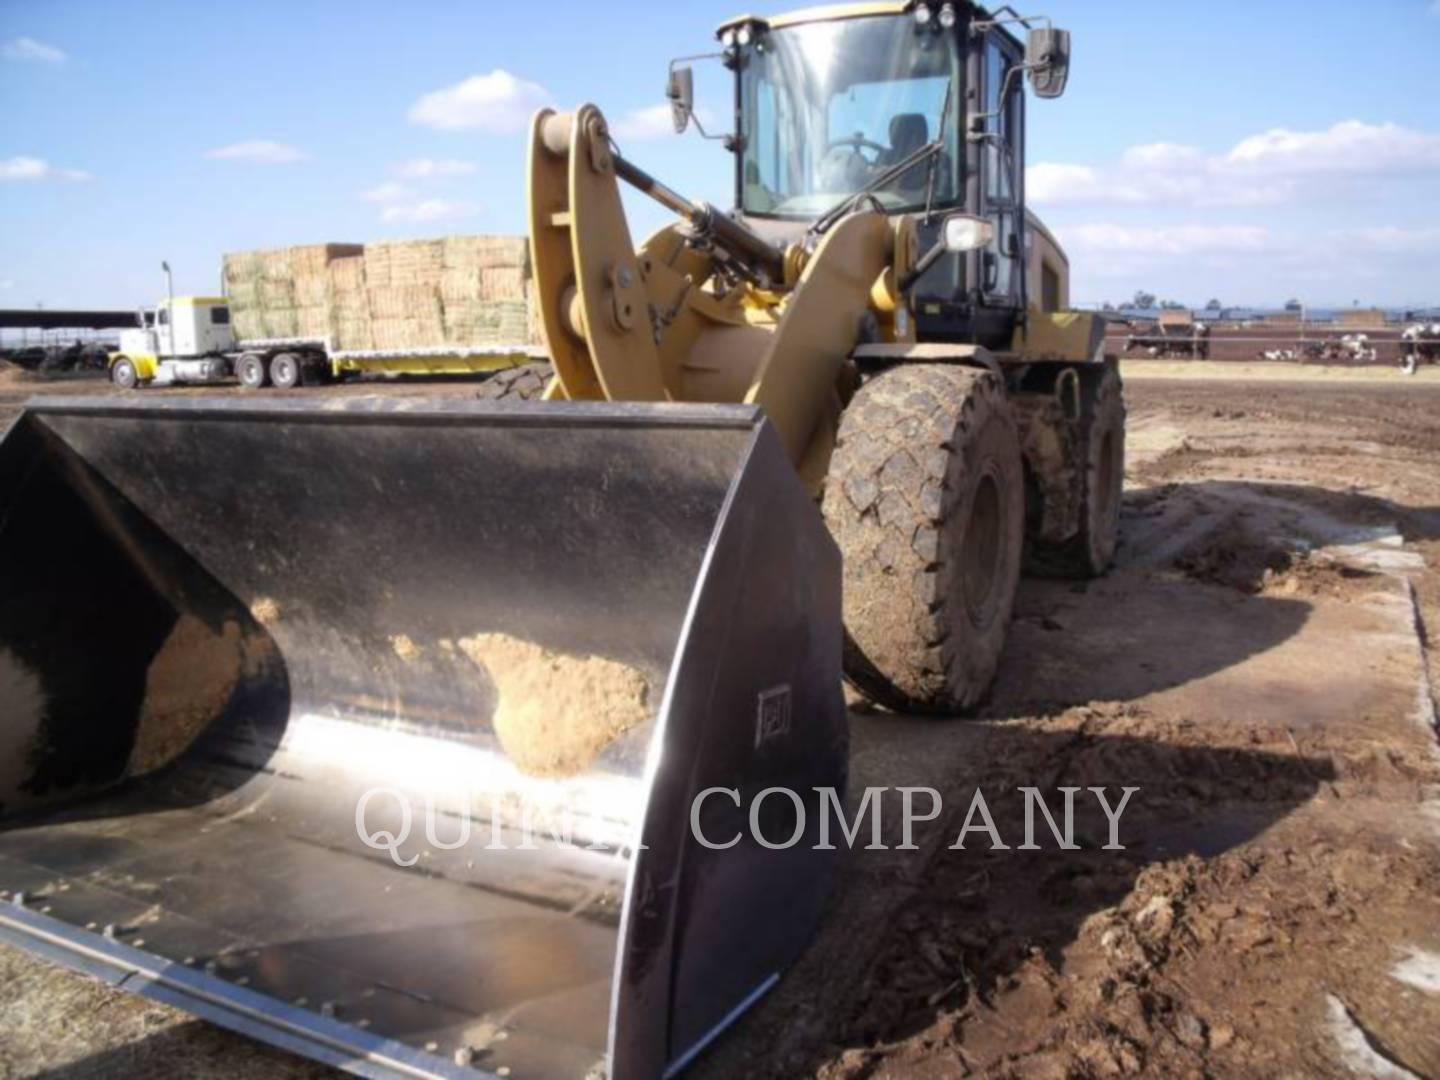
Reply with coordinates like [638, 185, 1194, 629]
[701, 1, 1067, 349]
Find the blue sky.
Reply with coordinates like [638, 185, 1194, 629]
[2, 0, 1438, 310]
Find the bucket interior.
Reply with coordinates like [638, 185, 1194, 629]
[0, 399, 763, 1076]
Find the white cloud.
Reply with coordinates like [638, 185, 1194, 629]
[611, 104, 682, 141]
[2, 37, 67, 63]
[360, 181, 410, 203]
[1339, 226, 1440, 254]
[1226, 120, 1440, 174]
[1029, 120, 1440, 208]
[380, 199, 480, 224]
[610, 102, 722, 141]
[0, 279, 13, 290]
[0, 155, 91, 182]
[408, 69, 550, 132]
[1062, 223, 1271, 258]
[1120, 142, 1206, 171]
[391, 158, 477, 179]
[361, 160, 478, 209]
[205, 140, 308, 165]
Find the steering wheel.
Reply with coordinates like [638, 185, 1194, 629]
[825, 134, 887, 165]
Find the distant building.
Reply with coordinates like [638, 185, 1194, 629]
[1264, 312, 1304, 328]
[1337, 308, 1388, 329]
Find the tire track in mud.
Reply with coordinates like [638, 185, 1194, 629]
[708, 378, 1440, 1079]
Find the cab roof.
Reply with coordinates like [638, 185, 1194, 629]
[718, 2, 913, 37]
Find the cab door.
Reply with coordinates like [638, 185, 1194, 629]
[979, 31, 1025, 312]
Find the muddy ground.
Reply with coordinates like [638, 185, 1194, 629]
[2, 363, 1439, 1078]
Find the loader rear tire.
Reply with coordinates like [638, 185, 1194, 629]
[1025, 364, 1126, 578]
[822, 364, 1024, 714]
[477, 361, 552, 401]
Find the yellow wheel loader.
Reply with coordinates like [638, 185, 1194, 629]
[0, 3, 1115, 1078]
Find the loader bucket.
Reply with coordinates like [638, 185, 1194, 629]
[0, 396, 845, 1079]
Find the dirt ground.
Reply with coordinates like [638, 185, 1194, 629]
[2, 362, 1439, 1078]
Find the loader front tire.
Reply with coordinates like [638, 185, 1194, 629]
[1025, 364, 1126, 578]
[477, 361, 553, 401]
[822, 364, 1024, 714]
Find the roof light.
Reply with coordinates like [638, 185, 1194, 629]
[937, 3, 957, 29]
[736, 24, 753, 46]
[914, 4, 932, 27]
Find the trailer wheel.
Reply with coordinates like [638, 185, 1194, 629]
[236, 353, 268, 389]
[111, 357, 139, 390]
[476, 361, 553, 401]
[822, 364, 1024, 714]
[269, 352, 301, 390]
[1025, 363, 1127, 579]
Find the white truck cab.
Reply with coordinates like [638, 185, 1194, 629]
[110, 297, 236, 388]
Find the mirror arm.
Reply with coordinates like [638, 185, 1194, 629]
[967, 61, 1038, 136]
[970, 11, 1053, 35]
[898, 240, 949, 294]
[666, 54, 731, 144]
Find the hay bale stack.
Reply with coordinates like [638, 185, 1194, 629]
[436, 235, 530, 346]
[224, 243, 362, 342]
[365, 239, 444, 287]
[368, 281, 445, 350]
[442, 235, 527, 270]
[224, 235, 539, 351]
[326, 255, 372, 350]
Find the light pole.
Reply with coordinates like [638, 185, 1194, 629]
[161, 260, 175, 358]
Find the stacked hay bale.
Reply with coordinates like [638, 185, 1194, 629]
[364, 240, 446, 350]
[220, 251, 265, 340]
[223, 235, 541, 351]
[325, 255, 372, 350]
[223, 243, 362, 342]
[439, 235, 531, 346]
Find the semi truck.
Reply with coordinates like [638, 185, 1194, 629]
[108, 294, 534, 389]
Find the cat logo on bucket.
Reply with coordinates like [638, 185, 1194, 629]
[755, 684, 792, 748]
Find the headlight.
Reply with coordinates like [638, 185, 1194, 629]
[942, 214, 996, 254]
[914, 4, 932, 27]
[938, 3, 957, 28]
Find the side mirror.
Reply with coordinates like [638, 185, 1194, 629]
[667, 65, 695, 134]
[1026, 27, 1071, 99]
[943, 214, 996, 254]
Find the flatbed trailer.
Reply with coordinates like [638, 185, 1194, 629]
[107, 296, 538, 390]
[224, 338, 544, 389]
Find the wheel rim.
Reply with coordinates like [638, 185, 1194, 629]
[962, 469, 1004, 629]
[114, 363, 134, 388]
[275, 358, 296, 385]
